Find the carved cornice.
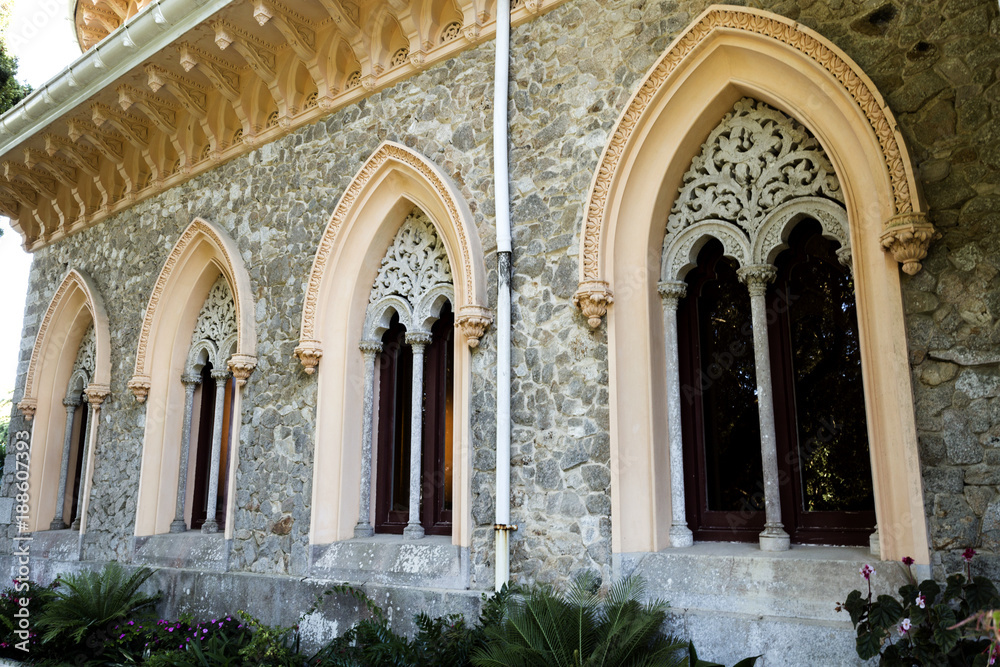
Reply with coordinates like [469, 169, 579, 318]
[293, 340, 323, 374]
[84, 383, 112, 407]
[17, 399, 37, 421]
[880, 212, 939, 275]
[15, 0, 570, 251]
[456, 305, 493, 348]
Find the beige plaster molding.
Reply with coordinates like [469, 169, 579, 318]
[130, 217, 256, 399]
[577, 4, 928, 324]
[85, 384, 112, 407]
[128, 376, 152, 402]
[293, 340, 323, 375]
[880, 212, 939, 276]
[297, 141, 489, 371]
[21, 269, 111, 417]
[227, 354, 258, 387]
[456, 305, 494, 348]
[572, 280, 614, 329]
[17, 399, 37, 421]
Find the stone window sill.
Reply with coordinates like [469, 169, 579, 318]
[132, 532, 228, 572]
[28, 528, 81, 561]
[309, 534, 469, 590]
[617, 541, 914, 623]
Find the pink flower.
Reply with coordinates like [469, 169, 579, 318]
[964, 548, 977, 563]
[898, 618, 911, 636]
[902, 556, 914, 566]
[167, 627, 173, 632]
[916, 593, 926, 609]
[860, 564, 875, 581]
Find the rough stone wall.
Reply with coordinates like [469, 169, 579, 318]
[2, 0, 999, 605]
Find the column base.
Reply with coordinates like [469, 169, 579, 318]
[669, 525, 694, 548]
[403, 523, 425, 540]
[169, 519, 188, 533]
[49, 519, 68, 531]
[869, 529, 880, 558]
[201, 520, 219, 534]
[759, 526, 790, 552]
[70, 519, 81, 531]
[354, 523, 374, 538]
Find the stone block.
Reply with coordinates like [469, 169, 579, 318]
[310, 536, 469, 590]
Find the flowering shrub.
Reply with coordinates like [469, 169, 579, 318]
[0, 578, 57, 657]
[840, 551, 1000, 666]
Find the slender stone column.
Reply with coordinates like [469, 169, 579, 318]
[50, 395, 82, 530]
[737, 264, 790, 552]
[201, 369, 229, 534]
[403, 332, 432, 540]
[170, 373, 202, 533]
[355, 341, 382, 538]
[70, 397, 93, 531]
[72, 385, 109, 534]
[658, 281, 694, 548]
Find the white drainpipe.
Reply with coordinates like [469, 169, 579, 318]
[493, 0, 515, 592]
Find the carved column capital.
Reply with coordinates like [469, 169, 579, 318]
[737, 264, 777, 297]
[84, 384, 111, 407]
[181, 372, 202, 386]
[657, 280, 687, 310]
[18, 399, 37, 421]
[63, 395, 82, 408]
[359, 340, 383, 358]
[573, 280, 614, 329]
[880, 212, 939, 275]
[294, 340, 323, 375]
[227, 354, 257, 388]
[128, 375, 152, 402]
[456, 306, 494, 348]
[405, 331, 434, 348]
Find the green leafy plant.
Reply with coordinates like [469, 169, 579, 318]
[0, 579, 58, 657]
[470, 573, 688, 667]
[687, 641, 760, 667]
[840, 552, 1000, 666]
[35, 562, 161, 646]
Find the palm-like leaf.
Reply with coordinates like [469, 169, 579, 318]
[36, 562, 160, 644]
[472, 574, 686, 667]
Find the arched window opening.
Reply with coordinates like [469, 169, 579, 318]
[679, 241, 763, 542]
[768, 220, 875, 545]
[661, 98, 865, 551]
[50, 324, 95, 531]
[356, 209, 455, 540]
[168, 275, 237, 535]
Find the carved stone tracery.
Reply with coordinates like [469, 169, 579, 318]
[187, 275, 238, 372]
[369, 210, 452, 310]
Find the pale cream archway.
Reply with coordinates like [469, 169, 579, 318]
[130, 217, 256, 537]
[575, 5, 932, 563]
[296, 141, 491, 548]
[18, 269, 111, 532]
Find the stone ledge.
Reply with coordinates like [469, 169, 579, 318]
[617, 542, 911, 623]
[23, 529, 81, 561]
[310, 535, 470, 590]
[132, 533, 229, 572]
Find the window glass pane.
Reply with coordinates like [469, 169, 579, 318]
[778, 223, 874, 513]
[694, 245, 764, 513]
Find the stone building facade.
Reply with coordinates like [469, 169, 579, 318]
[0, 0, 996, 663]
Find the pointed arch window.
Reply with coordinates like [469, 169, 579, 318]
[356, 209, 455, 539]
[169, 276, 237, 534]
[661, 98, 875, 550]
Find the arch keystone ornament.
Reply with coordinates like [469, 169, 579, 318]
[576, 4, 935, 327]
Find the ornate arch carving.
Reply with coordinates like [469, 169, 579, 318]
[753, 197, 851, 266]
[661, 220, 752, 283]
[129, 217, 256, 401]
[297, 141, 491, 372]
[19, 269, 111, 420]
[577, 4, 934, 326]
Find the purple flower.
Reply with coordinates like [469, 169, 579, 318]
[859, 564, 875, 581]
[963, 548, 977, 563]
[902, 556, 914, 566]
[167, 627, 173, 632]
[898, 618, 911, 636]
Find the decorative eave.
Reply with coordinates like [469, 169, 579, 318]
[4, 0, 562, 252]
